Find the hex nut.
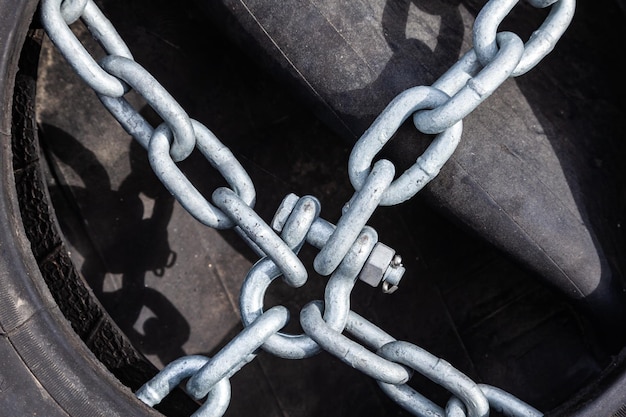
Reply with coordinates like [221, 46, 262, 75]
[359, 243, 395, 287]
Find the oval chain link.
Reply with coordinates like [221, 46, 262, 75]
[446, 385, 543, 417]
[59, 0, 88, 24]
[314, 159, 395, 276]
[300, 301, 412, 385]
[378, 341, 490, 417]
[136, 355, 232, 417]
[100, 56, 196, 161]
[348, 86, 462, 205]
[212, 187, 308, 288]
[412, 31, 524, 134]
[41, 0, 132, 97]
[186, 306, 289, 400]
[473, 0, 576, 77]
[149, 121, 256, 228]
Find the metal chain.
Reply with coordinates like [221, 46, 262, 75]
[135, 355, 232, 417]
[39, 0, 575, 415]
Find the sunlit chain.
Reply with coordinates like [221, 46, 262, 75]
[239, 194, 396, 359]
[349, 0, 575, 205]
[140, 299, 541, 417]
[40, 0, 573, 416]
[135, 307, 289, 416]
[135, 355, 231, 417]
[446, 385, 545, 417]
[301, 304, 543, 417]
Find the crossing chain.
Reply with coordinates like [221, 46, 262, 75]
[40, 0, 575, 415]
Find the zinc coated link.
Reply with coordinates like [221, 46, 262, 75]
[377, 341, 490, 417]
[348, 86, 462, 206]
[135, 355, 232, 417]
[59, 0, 87, 23]
[185, 306, 290, 399]
[314, 159, 395, 276]
[100, 56, 196, 161]
[212, 187, 308, 287]
[412, 31, 524, 134]
[473, 0, 576, 77]
[41, 0, 132, 96]
[149, 121, 256, 229]
[300, 301, 412, 385]
[476, 385, 543, 417]
[446, 385, 542, 417]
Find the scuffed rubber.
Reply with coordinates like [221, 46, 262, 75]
[195, 0, 626, 345]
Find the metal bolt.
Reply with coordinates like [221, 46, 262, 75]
[358, 243, 404, 293]
[381, 255, 404, 294]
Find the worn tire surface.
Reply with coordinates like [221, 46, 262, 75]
[0, 1, 195, 416]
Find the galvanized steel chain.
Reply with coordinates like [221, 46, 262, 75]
[39, 0, 574, 416]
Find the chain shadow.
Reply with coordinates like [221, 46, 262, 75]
[332, 0, 626, 410]
[330, 0, 464, 139]
[40, 122, 189, 366]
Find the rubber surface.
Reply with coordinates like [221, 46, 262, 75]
[196, 0, 626, 344]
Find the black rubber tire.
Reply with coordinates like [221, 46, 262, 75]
[0, 1, 172, 416]
[1, 1, 626, 416]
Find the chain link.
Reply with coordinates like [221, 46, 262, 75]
[185, 306, 289, 399]
[314, 159, 395, 276]
[149, 121, 256, 228]
[378, 341, 490, 417]
[301, 301, 413, 385]
[135, 355, 232, 417]
[99, 56, 197, 161]
[473, 0, 575, 77]
[59, 0, 87, 24]
[349, 86, 462, 205]
[40, 0, 575, 415]
[41, 0, 132, 96]
[413, 31, 525, 134]
[212, 187, 308, 287]
[446, 385, 542, 417]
